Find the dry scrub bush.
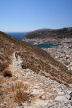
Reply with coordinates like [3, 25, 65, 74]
[3, 69, 12, 77]
[5, 50, 14, 59]
[0, 62, 8, 72]
[9, 81, 30, 103]
[11, 81, 28, 92]
[15, 89, 29, 102]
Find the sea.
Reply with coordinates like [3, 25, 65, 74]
[36, 43, 59, 48]
[6, 32, 59, 48]
[6, 32, 27, 40]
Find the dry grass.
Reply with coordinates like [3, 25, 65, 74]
[0, 31, 72, 86]
[15, 51, 72, 85]
[7, 81, 30, 103]
[3, 69, 12, 77]
[0, 62, 8, 72]
[14, 89, 29, 102]
[11, 81, 28, 92]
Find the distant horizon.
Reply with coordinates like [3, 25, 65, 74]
[4, 26, 72, 32]
[0, 0, 72, 32]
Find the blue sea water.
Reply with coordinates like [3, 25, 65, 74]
[36, 43, 59, 48]
[6, 32, 60, 48]
[6, 32, 27, 40]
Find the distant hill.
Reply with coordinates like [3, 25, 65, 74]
[0, 31, 72, 86]
[24, 27, 72, 39]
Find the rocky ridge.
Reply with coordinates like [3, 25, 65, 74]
[24, 27, 72, 39]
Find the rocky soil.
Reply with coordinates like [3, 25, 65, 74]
[0, 52, 72, 108]
[0, 32, 72, 108]
[43, 39, 72, 71]
[25, 37, 72, 72]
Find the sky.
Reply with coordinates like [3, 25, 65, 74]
[0, 0, 72, 32]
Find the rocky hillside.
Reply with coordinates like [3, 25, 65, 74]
[0, 31, 72, 107]
[24, 27, 72, 39]
[0, 31, 72, 85]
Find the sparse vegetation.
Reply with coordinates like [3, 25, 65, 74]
[9, 81, 30, 103]
[11, 81, 28, 92]
[15, 89, 30, 102]
[0, 30, 72, 107]
[0, 31, 72, 86]
[3, 69, 12, 77]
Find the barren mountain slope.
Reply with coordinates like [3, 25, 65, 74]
[0, 31, 72, 108]
[0, 31, 72, 85]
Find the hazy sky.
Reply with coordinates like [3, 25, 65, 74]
[0, 0, 72, 32]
